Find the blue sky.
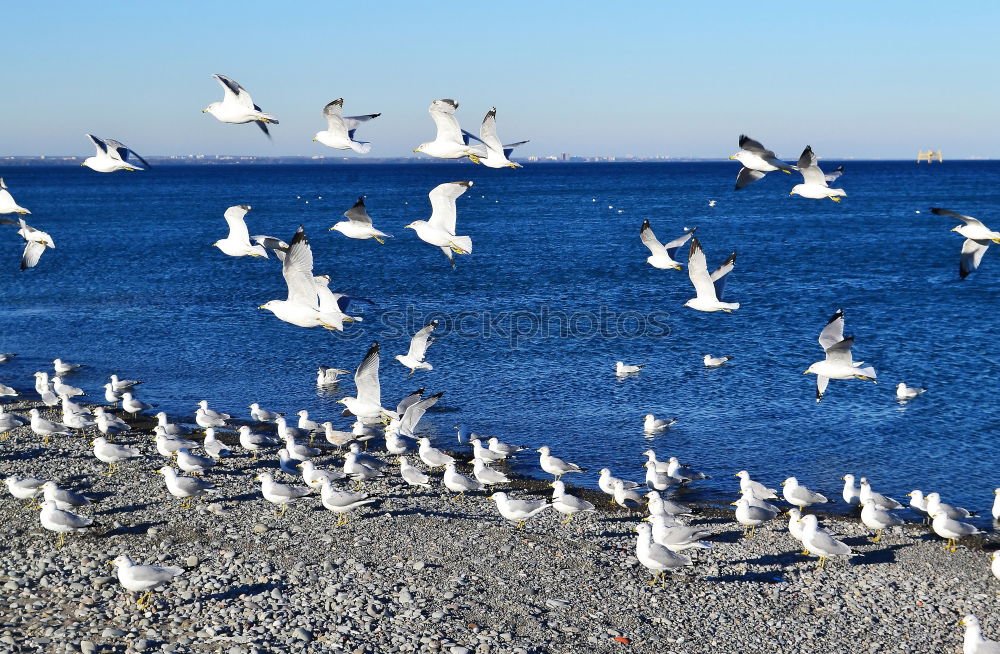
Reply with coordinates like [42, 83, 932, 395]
[3, 2, 998, 158]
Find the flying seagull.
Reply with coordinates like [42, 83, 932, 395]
[17, 218, 54, 270]
[203, 74, 278, 137]
[729, 135, 794, 190]
[313, 98, 380, 153]
[337, 343, 387, 423]
[0, 178, 30, 215]
[405, 181, 474, 265]
[789, 146, 846, 202]
[461, 107, 527, 168]
[214, 205, 268, 258]
[258, 227, 345, 330]
[931, 208, 1000, 279]
[82, 135, 149, 173]
[395, 320, 438, 375]
[804, 309, 877, 402]
[329, 196, 391, 243]
[683, 238, 738, 312]
[639, 221, 695, 270]
[412, 99, 484, 160]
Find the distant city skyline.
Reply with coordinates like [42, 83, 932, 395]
[2, 3, 998, 159]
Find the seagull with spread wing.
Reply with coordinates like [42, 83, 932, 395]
[405, 181, 474, 265]
[461, 107, 527, 168]
[683, 238, 738, 312]
[640, 221, 695, 270]
[313, 98, 380, 153]
[329, 196, 392, 243]
[729, 135, 794, 190]
[82, 135, 150, 173]
[313, 274, 366, 331]
[395, 320, 438, 376]
[214, 205, 268, 257]
[17, 218, 54, 271]
[804, 309, 877, 402]
[203, 74, 278, 137]
[337, 343, 388, 424]
[789, 146, 846, 202]
[412, 99, 484, 160]
[258, 227, 344, 330]
[931, 208, 1000, 279]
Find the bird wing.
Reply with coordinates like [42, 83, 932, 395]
[428, 181, 472, 233]
[354, 343, 381, 407]
[824, 165, 844, 182]
[796, 146, 829, 186]
[281, 227, 319, 306]
[322, 98, 347, 133]
[253, 235, 288, 261]
[687, 238, 718, 301]
[395, 388, 425, 415]
[735, 167, 766, 190]
[824, 336, 855, 365]
[709, 252, 736, 300]
[126, 565, 182, 584]
[931, 207, 989, 230]
[344, 196, 373, 226]
[960, 239, 990, 279]
[428, 99, 463, 143]
[102, 138, 150, 168]
[477, 108, 504, 153]
[343, 113, 381, 133]
[20, 240, 46, 270]
[86, 134, 108, 156]
[503, 141, 529, 159]
[738, 134, 770, 155]
[223, 205, 252, 243]
[663, 227, 696, 260]
[212, 74, 254, 109]
[639, 220, 666, 257]
[406, 320, 438, 360]
[818, 309, 845, 351]
[400, 392, 443, 436]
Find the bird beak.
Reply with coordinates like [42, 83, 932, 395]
[412, 148, 420, 153]
[201, 109, 207, 113]
[803, 370, 810, 374]
[312, 138, 317, 142]
[728, 155, 736, 160]
[780, 481, 787, 486]
[733, 473, 739, 478]
[258, 305, 266, 309]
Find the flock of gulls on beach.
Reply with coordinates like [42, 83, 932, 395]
[2, 74, 1000, 648]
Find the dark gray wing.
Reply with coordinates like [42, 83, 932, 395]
[709, 253, 736, 300]
[797, 146, 827, 185]
[344, 196, 373, 226]
[86, 134, 108, 155]
[213, 74, 245, 97]
[735, 167, 766, 190]
[255, 120, 272, 138]
[739, 135, 770, 155]
[818, 309, 845, 351]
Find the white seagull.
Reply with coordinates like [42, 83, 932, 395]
[329, 196, 391, 243]
[214, 205, 268, 258]
[895, 382, 926, 401]
[17, 218, 54, 271]
[804, 309, 877, 402]
[413, 99, 483, 160]
[337, 343, 386, 423]
[461, 107, 527, 168]
[258, 227, 345, 330]
[405, 181, 474, 265]
[313, 98, 380, 153]
[683, 238, 738, 312]
[703, 355, 732, 368]
[789, 146, 846, 202]
[82, 134, 150, 173]
[931, 207, 1000, 279]
[0, 178, 30, 214]
[729, 135, 794, 190]
[640, 221, 696, 270]
[395, 320, 438, 375]
[203, 74, 278, 137]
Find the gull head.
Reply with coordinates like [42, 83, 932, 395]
[789, 187, 801, 197]
[803, 363, 818, 375]
[413, 144, 427, 153]
[258, 300, 277, 311]
[330, 223, 345, 234]
[404, 221, 420, 230]
[202, 103, 220, 115]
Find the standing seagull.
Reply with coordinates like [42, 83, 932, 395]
[313, 98, 380, 153]
[0, 178, 30, 214]
[329, 196, 391, 243]
[82, 135, 150, 173]
[683, 238, 739, 312]
[405, 181, 474, 265]
[931, 208, 1000, 279]
[461, 107, 528, 168]
[789, 146, 846, 202]
[729, 135, 794, 190]
[17, 218, 54, 271]
[804, 309, 877, 402]
[412, 99, 483, 160]
[214, 205, 267, 258]
[640, 221, 695, 270]
[395, 320, 438, 376]
[203, 74, 278, 137]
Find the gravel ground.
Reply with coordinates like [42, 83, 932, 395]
[1, 400, 997, 654]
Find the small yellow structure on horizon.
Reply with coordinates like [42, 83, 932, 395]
[917, 150, 943, 163]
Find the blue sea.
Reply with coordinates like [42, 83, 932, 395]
[2, 161, 999, 518]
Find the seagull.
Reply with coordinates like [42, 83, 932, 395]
[789, 146, 846, 202]
[256, 473, 310, 515]
[16, 218, 54, 271]
[635, 523, 693, 583]
[395, 320, 438, 375]
[0, 178, 30, 214]
[640, 221, 695, 270]
[490, 492, 548, 527]
[471, 459, 509, 487]
[405, 181, 474, 265]
[781, 477, 830, 509]
[329, 196, 391, 243]
[337, 343, 386, 423]
[317, 366, 351, 386]
[253, 234, 289, 261]
[804, 309, 877, 402]
[121, 392, 154, 416]
[931, 208, 1000, 279]
[859, 477, 903, 510]
[461, 107, 527, 168]
[40, 481, 92, 511]
[931, 510, 980, 552]
[643, 414, 675, 434]
[735, 471, 778, 500]
[175, 448, 215, 475]
[417, 437, 454, 469]
[313, 98, 380, 152]
[615, 361, 644, 376]
[313, 275, 365, 330]
[321, 422, 354, 450]
[959, 615, 1000, 654]
[0, 384, 16, 398]
[386, 391, 442, 440]
[443, 463, 484, 498]
[52, 376, 84, 398]
[488, 437, 526, 457]
[92, 437, 141, 475]
[860, 499, 903, 543]
[549, 480, 596, 523]
[248, 403, 281, 423]
[703, 355, 732, 368]
[895, 383, 927, 401]
[798, 514, 852, 567]
[202, 429, 231, 460]
[925, 492, 973, 520]
[29, 408, 71, 444]
[320, 481, 377, 525]
[39, 500, 93, 546]
[824, 165, 845, 183]
[729, 135, 794, 190]
[413, 99, 483, 160]
[82, 134, 150, 173]
[203, 74, 278, 137]
[598, 468, 640, 499]
[238, 425, 277, 459]
[4, 475, 46, 501]
[840, 474, 861, 505]
[300, 460, 345, 489]
[109, 374, 141, 392]
[470, 438, 506, 464]
[537, 446, 585, 480]
[683, 238, 738, 312]
[258, 227, 345, 330]
[214, 205, 267, 258]
[398, 456, 432, 488]
[109, 555, 184, 609]
[646, 515, 712, 552]
[53, 359, 81, 375]
[0, 406, 29, 437]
